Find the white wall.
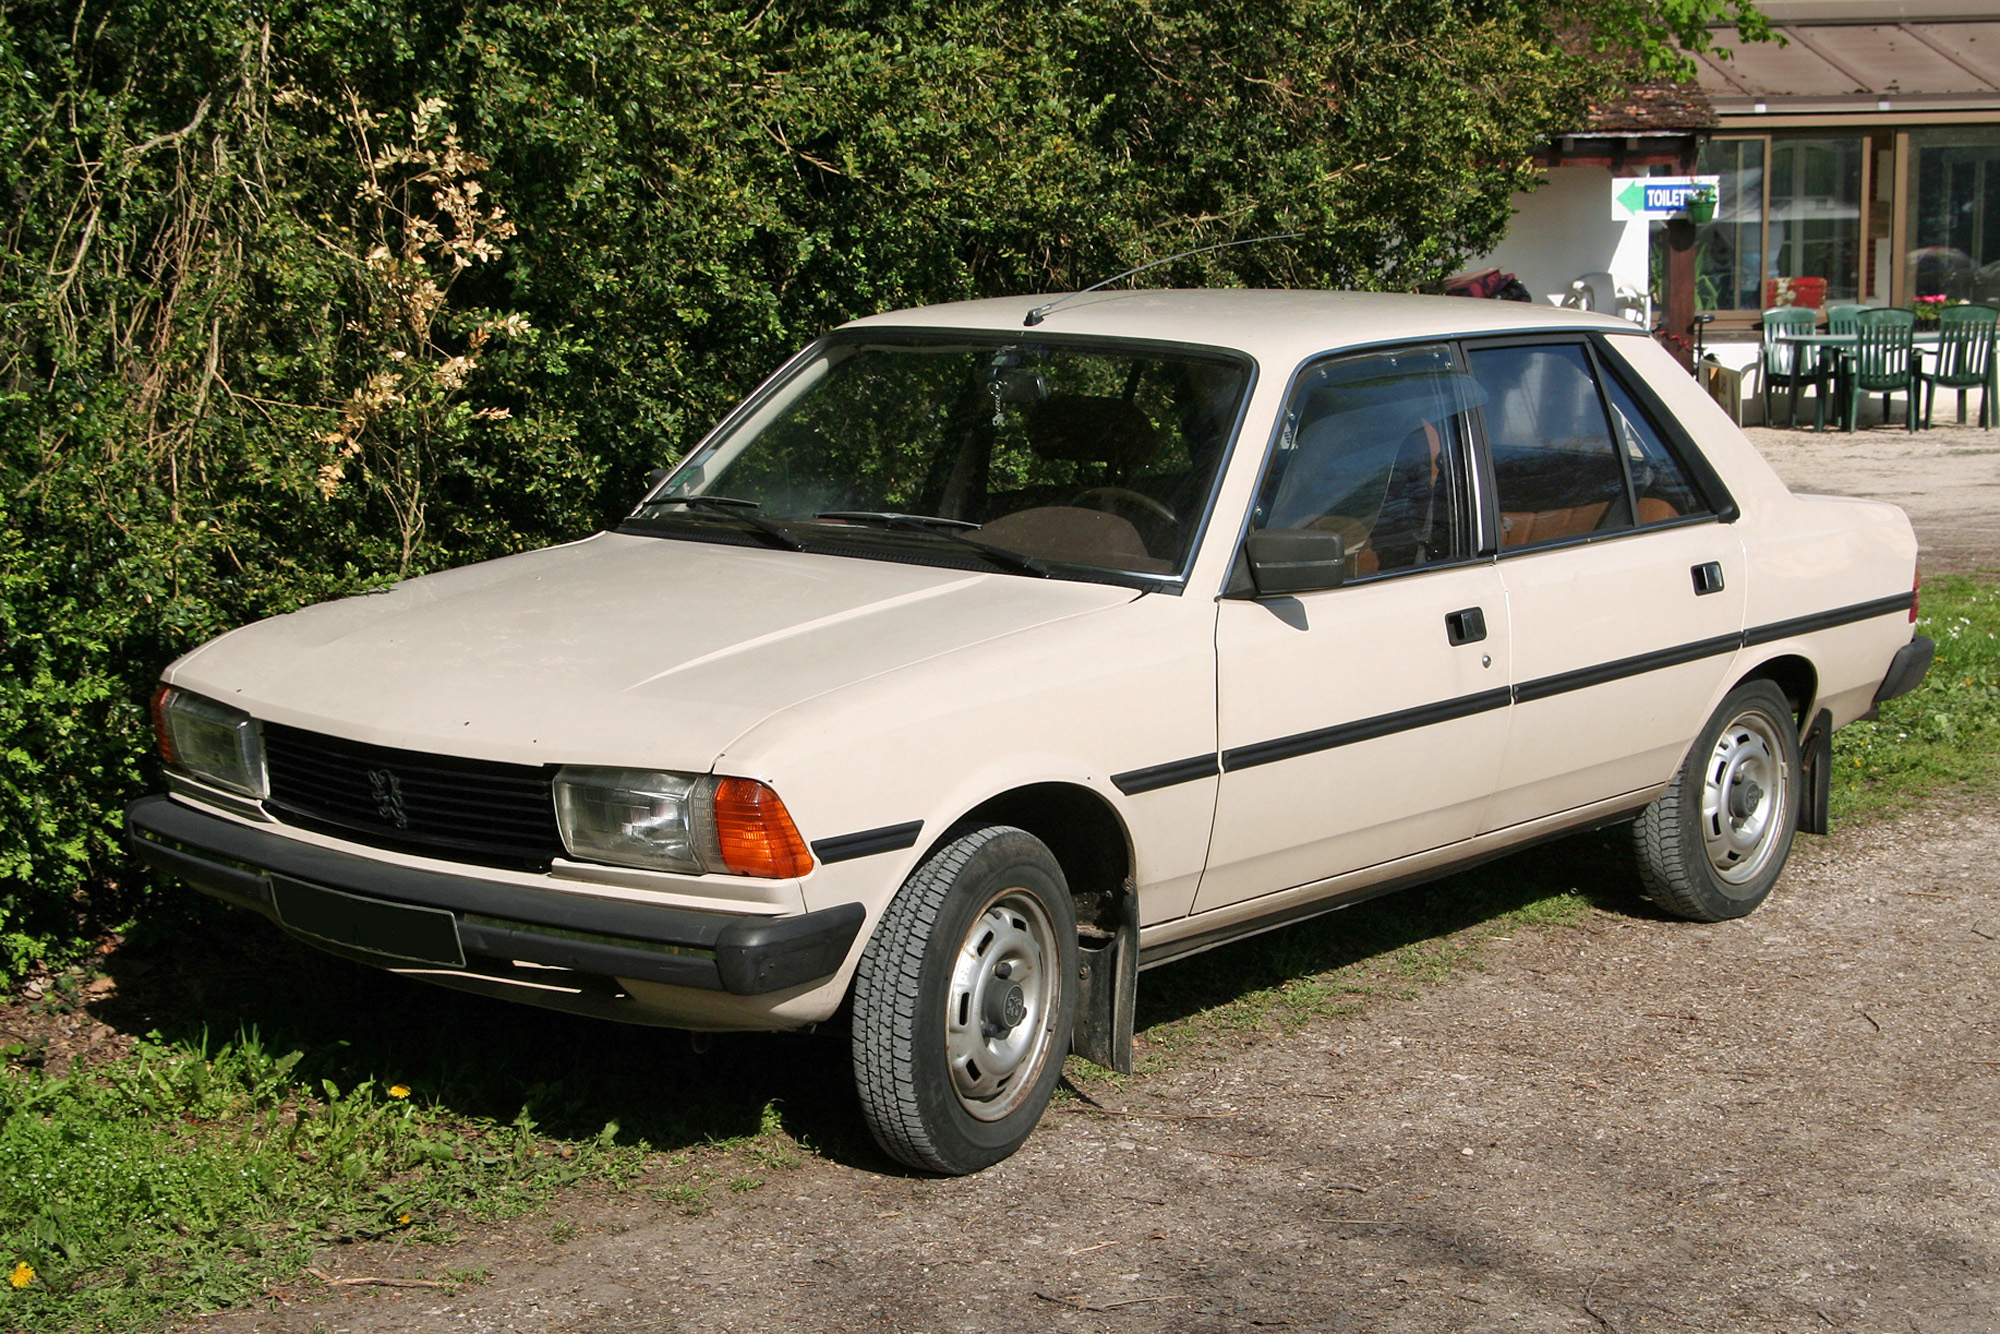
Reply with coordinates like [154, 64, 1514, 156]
[1470, 166, 1652, 311]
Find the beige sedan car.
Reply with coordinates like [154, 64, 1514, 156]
[130, 291, 1932, 1173]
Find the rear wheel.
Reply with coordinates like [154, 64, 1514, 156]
[851, 825, 1078, 1174]
[1635, 680, 1800, 921]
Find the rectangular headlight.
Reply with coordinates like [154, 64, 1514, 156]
[553, 767, 719, 875]
[153, 687, 268, 799]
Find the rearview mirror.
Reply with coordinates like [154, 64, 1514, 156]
[1244, 528, 1347, 596]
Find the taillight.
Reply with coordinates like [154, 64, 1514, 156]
[710, 778, 814, 879]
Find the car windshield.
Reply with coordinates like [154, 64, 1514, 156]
[625, 334, 1251, 583]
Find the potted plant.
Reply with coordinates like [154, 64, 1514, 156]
[1911, 294, 1948, 326]
[1685, 184, 1718, 226]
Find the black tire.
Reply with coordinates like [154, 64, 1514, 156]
[850, 825, 1078, 1174]
[1634, 680, 1801, 921]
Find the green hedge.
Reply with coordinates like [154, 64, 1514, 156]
[0, 0, 1766, 973]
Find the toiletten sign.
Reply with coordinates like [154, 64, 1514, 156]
[1611, 176, 1721, 221]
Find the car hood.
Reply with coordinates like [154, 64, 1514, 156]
[168, 532, 1136, 769]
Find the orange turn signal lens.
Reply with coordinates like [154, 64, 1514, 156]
[709, 778, 814, 879]
[151, 685, 178, 764]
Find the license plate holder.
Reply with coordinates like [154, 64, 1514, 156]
[270, 876, 465, 968]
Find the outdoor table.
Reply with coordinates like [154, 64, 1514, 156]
[1773, 330, 1943, 432]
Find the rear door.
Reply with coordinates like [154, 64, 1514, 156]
[1466, 337, 1747, 830]
[1198, 344, 1512, 912]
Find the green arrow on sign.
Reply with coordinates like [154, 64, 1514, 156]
[1616, 182, 1649, 215]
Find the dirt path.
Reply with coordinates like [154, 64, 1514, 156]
[189, 419, 2000, 1334]
[198, 809, 2000, 1334]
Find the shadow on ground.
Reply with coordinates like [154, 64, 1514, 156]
[76, 824, 1656, 1169]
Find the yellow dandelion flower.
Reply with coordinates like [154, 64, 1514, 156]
[388, 1084, 411, 1099]
[8, 1262, 33, 1289]
[397, 1212, 411, 1225]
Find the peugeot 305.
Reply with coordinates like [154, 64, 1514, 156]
[128, 291, 1933, 1173]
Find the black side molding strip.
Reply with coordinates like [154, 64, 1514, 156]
[1743, 592, 1914, 646]
[1116, 591, 1917, 792]
[1222, 688, 1512, 773]
[1514, 632, 1742, 705]
[1112, 754, 1221, 796]
[811, 820, 924, 865]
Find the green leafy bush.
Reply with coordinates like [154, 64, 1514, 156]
[0, 0, 1764, 970]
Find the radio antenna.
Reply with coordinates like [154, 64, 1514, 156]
[1022, 232, 1304, 327]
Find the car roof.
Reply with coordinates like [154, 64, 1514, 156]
[841, 289, 1639, 365]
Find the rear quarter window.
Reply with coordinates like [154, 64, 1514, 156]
[1465, 343, 1632, 549]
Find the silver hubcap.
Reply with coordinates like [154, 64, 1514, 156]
[1701, 709, 1789, 885]
[945, 889, 1059, 1121]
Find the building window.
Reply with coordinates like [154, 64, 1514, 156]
[1674, 134, 1870, 319]
[1909, 127, 2000, 308]
[1768, 138, 1864, 305]
[1695, 138, 1766, 311]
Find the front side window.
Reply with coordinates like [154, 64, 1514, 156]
[1251, 344, 1474, 579]
[629, 336, 1249, 584]
[1467, 343, 1632, 549]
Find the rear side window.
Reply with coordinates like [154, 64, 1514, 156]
[1599, 370, 1706, 524]
[1466, 344, 1632, 549]
[1254, 344, 1475, 579]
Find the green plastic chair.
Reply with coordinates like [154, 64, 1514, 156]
[1822, 305, 1872, 427]
[1919, 304, 1997, 429]
[1845, 308, 1917, 433]
[1759, 307, 1824, 428]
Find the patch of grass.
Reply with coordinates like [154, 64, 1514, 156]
[0, 1027, 638, 1333]
[1, 905, 850, 1333]
[1833, 575, 2000, 821]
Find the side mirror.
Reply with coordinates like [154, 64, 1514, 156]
[1243, 528, 1347, 596]
[644, 467, 673, 489]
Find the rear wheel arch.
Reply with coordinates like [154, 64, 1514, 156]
[1735, 653, 1818, 728]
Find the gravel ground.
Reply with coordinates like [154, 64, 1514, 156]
[183, 413, 2000, 1334]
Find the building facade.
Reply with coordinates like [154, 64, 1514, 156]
[1687, 0, 2000, 330]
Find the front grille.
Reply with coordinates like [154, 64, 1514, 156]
[262, 722, 565, 871]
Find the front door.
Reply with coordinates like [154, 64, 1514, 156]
[1198, 344, 1512, 913]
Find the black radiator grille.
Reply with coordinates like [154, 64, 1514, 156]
[262, 722, 564, 870]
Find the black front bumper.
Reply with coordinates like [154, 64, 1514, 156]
[127, 795, 864, 995]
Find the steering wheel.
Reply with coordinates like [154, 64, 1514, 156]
[1069, 486, 1179, 528]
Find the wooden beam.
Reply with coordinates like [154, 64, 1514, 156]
[1665, 218, 1698, 372]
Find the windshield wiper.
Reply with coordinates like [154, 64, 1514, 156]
[640, 495, 805, 552]
[812, 511, 1049, 577]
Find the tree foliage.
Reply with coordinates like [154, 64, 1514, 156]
[0, 0, 1755, 967]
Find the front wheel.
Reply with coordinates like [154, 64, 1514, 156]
[1634, 680, 1801, 921]
[851, 826, 1079, 1174]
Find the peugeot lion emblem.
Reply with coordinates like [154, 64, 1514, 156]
[367, 768, 409, 829]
